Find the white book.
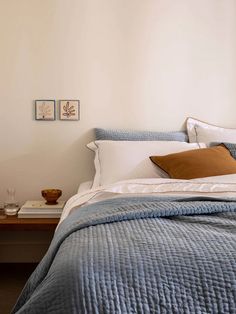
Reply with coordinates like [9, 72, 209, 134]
[21, 200, 65, 210]
[18, 212, 61, 218]
[19, 207, 62, 214]
[18, 200, 65, 218]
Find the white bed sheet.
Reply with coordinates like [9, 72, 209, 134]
[60, 174, 236, 224]
[77, 181, 93, 193]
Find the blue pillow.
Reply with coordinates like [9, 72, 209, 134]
[95, 128, 188, 142]
[223, 143, 236, 159]
[211, 142, 236, 160]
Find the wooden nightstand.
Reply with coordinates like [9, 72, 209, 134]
[0, 210, 59, 263]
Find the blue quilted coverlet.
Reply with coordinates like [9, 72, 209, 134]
[13, 196, 236, 313]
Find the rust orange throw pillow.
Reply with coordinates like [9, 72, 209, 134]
[150, 145, 236, 179]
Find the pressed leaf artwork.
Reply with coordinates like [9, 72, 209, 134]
[59, 100, 80, 120]
[35, 100, 55, 120]
[39, 102, 52, 119]
[63, 102, 76, 118]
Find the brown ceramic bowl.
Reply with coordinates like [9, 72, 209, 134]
[41, 189, 62, 205]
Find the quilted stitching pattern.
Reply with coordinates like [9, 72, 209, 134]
[95, 128, 188, 142]
[13, 197, 236, 314]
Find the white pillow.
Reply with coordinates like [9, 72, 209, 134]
[187, 117, 236, 144]
[87, 140, 206, 187]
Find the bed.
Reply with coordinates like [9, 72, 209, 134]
[12, 125, 236, 314]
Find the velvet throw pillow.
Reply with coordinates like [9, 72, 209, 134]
[150, 145, 236, 180]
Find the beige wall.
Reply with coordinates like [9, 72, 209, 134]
[0, 0, 236, 204]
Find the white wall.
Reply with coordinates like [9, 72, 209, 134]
[0, 0, 236, 204]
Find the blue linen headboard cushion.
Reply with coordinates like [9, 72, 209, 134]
[95, 128, 189, 142]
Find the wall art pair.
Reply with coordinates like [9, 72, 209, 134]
[35, 100, 80, 121]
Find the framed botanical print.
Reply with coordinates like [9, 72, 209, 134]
[59, 100, 80, 121]
[35, 100, 55, 120]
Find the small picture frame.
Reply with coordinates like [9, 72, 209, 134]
[59, 100, 80, 121]
[35, 100, 55, 120]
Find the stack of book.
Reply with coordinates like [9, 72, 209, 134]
[18, 201, 65, 218]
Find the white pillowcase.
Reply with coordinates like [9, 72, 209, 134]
[87, 140, 206, 187]
[187, 117, 236, 144]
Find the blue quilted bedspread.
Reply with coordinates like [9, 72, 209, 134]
[12, 196, 236, 313]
